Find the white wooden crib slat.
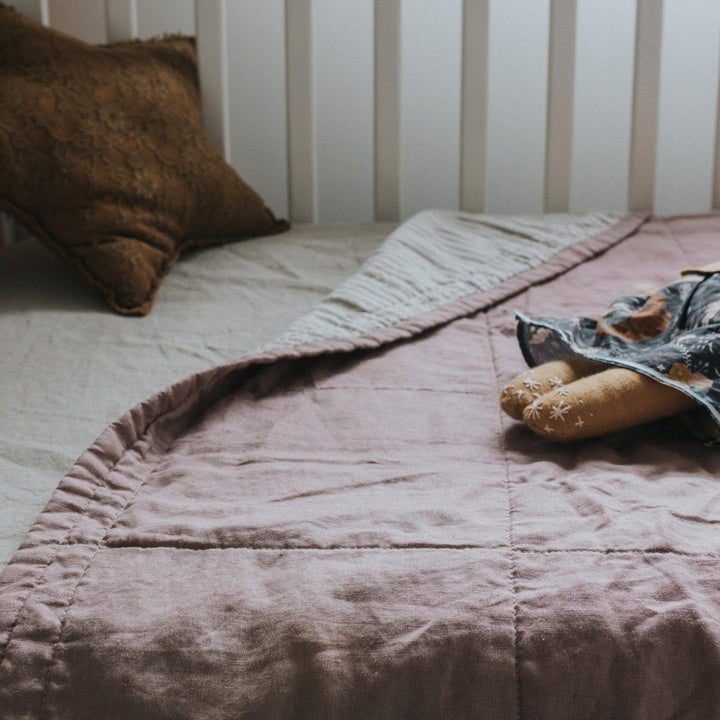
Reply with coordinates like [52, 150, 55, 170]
[485, 0, 550, 214]
[374, 0, 401, 222]
[569, 0, 636, 213]
[399, 0, 463, 221]
[47, 0, 107, 43]
[9, 0, 49, 25]
[654, 0, 720, 215]
[135, 0, 194, 38]
[195, 0, 231, 163]
[226, 0, 289, 219]
[544, 0, 576, 213]
[105, 0, 137, 41]
[460, 0, 489, 213]
[628, 0, 663, 213]
[312, 0, 374, 223]
[285, 0, 315, 223]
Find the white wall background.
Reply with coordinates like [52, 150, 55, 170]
[6, 0, 720, 225]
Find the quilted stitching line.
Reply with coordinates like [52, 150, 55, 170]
[34, 412, 193, 719]
[0, 379, 198, 692]
[0, 447, 135, 668]
[98, 544, 719, 556]
[485, 311, 523, 720]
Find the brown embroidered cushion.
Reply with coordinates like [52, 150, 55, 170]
[0, 5, 289, 315]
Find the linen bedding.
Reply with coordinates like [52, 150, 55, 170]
[2, 211, 720, 719]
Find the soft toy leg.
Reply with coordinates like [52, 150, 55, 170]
[522, 366, 696, 440]
[500, 355, 603, 420]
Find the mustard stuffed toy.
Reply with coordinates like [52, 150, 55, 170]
[501, 263, 720, 441]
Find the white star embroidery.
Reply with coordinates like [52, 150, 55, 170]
[548, 376, 565, 388]
[575, 416, 585, 428]
[523, 376, 542, 391]
[553, 386, 569, 396]
[548, 401, 571, 422]
[543, 424, 554, 434]
[515, 389, 525, 399]
[525, 399, 543, 420]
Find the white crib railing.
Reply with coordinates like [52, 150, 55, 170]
[5, 0, 720, 232]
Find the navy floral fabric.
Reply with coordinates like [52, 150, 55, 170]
[517, 270, 720, 441]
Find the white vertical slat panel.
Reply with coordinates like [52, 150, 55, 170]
[48, 0, 108, 43]
[628, 0, 664, 212]
[715, 81, 720, 209]
[105, 0, 138, 41]
[135, 0, 194, 38]
[485, 0, 550, 214]
[8, 0, 49, 24]
[400, 0, 463, 220]
[460, 0, 489, 213]
[312, 0, 374, 223]
[569, 0, 636, 212]
[544, 0, 576, 212]
[374, 0, 401, 221]
[195, 0, 231, 163]
[654, 0, 720, 215]
[285, 0, 314, 222]
[226, 0, 288, 218]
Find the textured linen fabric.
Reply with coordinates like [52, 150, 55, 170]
[0, 212, 621, 569]
[0, 5, 287, 314]
[0, 223, 393, 568]
[3, 213, 720, 719]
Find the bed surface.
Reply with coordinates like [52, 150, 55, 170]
[3, 211, 720, 719]
[0, 223, 393, 567]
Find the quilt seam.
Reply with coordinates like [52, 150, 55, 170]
[485, 312, 522, 720]
[35, 421, 188, 720]
[96, 544, 718, 556]
[0, 436, 145, 669]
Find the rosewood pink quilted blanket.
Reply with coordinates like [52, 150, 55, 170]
[2, 212, 720, 719]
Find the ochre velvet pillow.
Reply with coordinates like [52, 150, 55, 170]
[0, 4, 289, 315]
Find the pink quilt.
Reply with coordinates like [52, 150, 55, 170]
[2, 214, 720, 719]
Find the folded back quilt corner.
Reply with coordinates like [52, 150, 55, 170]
[4, 210, 720, 720]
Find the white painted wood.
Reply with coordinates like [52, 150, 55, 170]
[485, 0, 550, 214]
[629, 0, 663, 212]
[285, 0, 314, 222]
[654, 0, 720, 215]
[105, 0, 138, 41]
[715, 82, 720, 209]
[312, 0, 374, 223]
[545, 0, 576, 212]
[226, 0, 288, 219]
[135, 0, 194, 38]
[9, 0, 48, 24]
[47, 0, 108, 43]
[195, 0, 231, 162]
[460, 0, 489, 213]
[374, 0, 401, 221]
[400, 0, 463, 220]
[569, 0, 636, 212]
